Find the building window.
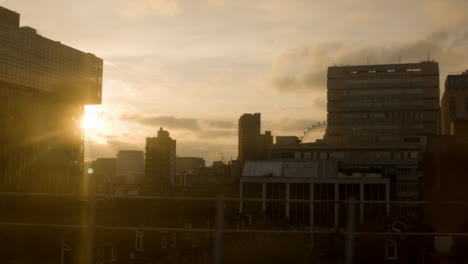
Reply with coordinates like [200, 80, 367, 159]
[135, 231, 143, 251]
[449, 97, 457, 117]
[385, 240, 397, 260]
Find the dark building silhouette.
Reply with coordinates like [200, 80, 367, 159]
[116, 150, 145, 184]
[238, 113, 273, 166]
[176, 157, 205, 173]
[326, 61, 440, 142]
[145, 127, 176, 186]
[422, 119, 468, 256]
[441, 70, 468, 135]
[90, 158, 116, 193]
[0, 6, 102, 193]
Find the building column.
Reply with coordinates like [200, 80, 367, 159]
[385, 182, 390, 215]
[334, 183, 339, 230]
[239, 182, 243, 214]
[262, 182, 266, 211]
[285, 182, 290, 219]
[360, 183, 364, 225]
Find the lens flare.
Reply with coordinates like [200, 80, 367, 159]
[82, 110, 102, 131]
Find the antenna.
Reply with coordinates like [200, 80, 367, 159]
[367, 56, 369, 65]
[428, 50, 431, 61]
[399, 56, 401, 64]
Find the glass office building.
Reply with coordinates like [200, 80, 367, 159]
[0, 6, 103, 192]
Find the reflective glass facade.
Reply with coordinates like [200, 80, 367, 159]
[0, 7, 102, 192]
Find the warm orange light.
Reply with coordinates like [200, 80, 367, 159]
[82, 109, 102, 131]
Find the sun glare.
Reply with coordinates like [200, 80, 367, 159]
[82, 109, 102, 131]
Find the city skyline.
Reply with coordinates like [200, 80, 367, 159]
[2, 3, 468, 263]
[2, 0, 468, 163]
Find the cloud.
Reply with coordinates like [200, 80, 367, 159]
[85, 139, 144, 161]
[120, 0, 181, 17]
[268, 29, 468, 92]
[121, 114, 200, 131]
[121, 113, 236, 131]
[197, 130, 236, 139]
[264, 117, 324, 133]
[202, 120, 235, 129]
[424, 0, 468, 30]
[313, 97, 327, 110]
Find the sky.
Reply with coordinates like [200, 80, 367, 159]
[3, 0, 468, 164]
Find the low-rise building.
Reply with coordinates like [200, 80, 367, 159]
[116, 150, 145, 184]
[239, 160, 390, 228]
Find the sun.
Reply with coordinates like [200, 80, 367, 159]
[82, 108, 102, 131]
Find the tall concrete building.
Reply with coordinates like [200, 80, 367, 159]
[326, 61, 440, 142]
[441, 70, 468, 135]
[116, 151, 144, 184]
[238, 113, 273, 166]
[0, 6, 103, 193]
[145, 128, 176, 186]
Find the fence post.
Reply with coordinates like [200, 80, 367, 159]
[345, 197, 356, 264]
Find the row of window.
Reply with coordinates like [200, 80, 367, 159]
[273, 151, 419, 160]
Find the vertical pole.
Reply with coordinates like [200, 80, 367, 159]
[360, 183, 364, 225]
[261, 182, 266, 211]
[309, 183, 314, 249]
[385, 182, 390, 215]
[345, 198, 356, 264]
[285, 182, 290, 219]
[239, 182, 243, 214]
[334, 183, 339, 230]
[86, 173, 96, 264]
[214, 195, 223, 264]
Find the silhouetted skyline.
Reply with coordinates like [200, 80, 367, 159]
[2, 0, 468, 164]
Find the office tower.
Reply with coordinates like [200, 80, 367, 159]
[441, 70, 468, 135]
[145, 127, 176, 186]
[0, 6, 103, 192]
[326, 61, 440, 142]
[238, 113, 273, 165]
[116, 151, 144, 184]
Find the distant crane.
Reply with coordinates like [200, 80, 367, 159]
[299, 121, 328, 143]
